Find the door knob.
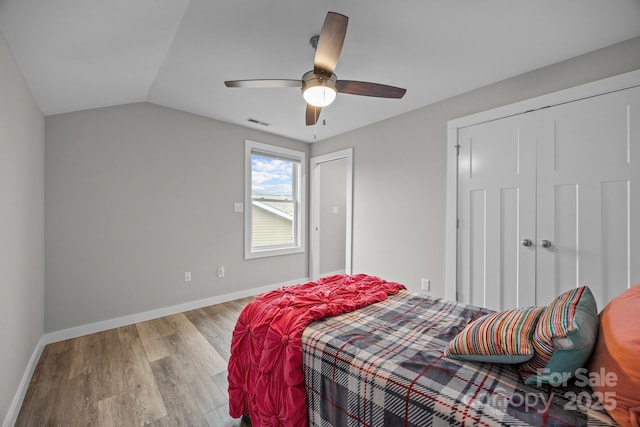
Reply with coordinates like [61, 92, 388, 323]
[521, 239, 533, 247]
[539, 240, 552, 248]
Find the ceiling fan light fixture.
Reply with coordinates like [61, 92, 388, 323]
[302, 72, 337, 107]
[303, 85, 336, 107]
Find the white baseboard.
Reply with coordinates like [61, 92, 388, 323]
[3, 277, 308, 427]
[3, 336, 46, 427]
[42, 277, 309, 345]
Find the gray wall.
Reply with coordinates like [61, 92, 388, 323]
[0, 33, 45, 422]
[311, 36, 640, 296]
[45, 103, 309, 332]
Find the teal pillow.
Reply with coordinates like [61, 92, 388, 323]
[519, 286, 599, 386]
[445, 306, 544, 364]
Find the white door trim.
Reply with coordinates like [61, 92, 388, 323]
[310, 148, 354, 280]
[445, 69, 640, 301]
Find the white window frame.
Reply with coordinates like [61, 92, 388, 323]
[245, 140, 305, 259]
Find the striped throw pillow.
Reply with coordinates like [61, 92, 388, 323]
[445, 306, 544, 364]
[519, 286, 599, 385]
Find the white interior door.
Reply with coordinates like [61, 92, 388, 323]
[457, 114, 537, 310]
[310, 148, 353, 280]
[535, 86, 640, 310]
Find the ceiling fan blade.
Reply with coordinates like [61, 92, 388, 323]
[336, 80, 406, 98]
[224, 79, 302, 88]
[306, 104, 321, 126]
[313, 12, 348, 76]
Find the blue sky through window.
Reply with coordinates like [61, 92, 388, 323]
[251, 154, 293, 197]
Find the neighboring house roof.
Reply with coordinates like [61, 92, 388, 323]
[252, 201, 293, 221]
[251, 196, 294, 221]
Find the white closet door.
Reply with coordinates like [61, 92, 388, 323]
[457, 114, 537, 310]
[535, 86, 640, 310]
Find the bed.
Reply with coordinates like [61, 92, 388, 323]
[228, 274, 624, 427]
[303, 290, 615, 427]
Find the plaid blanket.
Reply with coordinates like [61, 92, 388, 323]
[302, 291, 616, 426]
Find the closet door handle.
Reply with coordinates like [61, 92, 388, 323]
[539, 240, 552, 248]
[521, 239, 533, 247]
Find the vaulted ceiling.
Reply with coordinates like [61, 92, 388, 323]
[1, 0, 639, 142]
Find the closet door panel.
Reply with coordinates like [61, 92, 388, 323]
[551, 184, 579, 299]
[457, 114, 537, 310]
[536, 86, 640, 309]
[468, 189, 487, 307]
[601, 180, 631, 304]
[500, 188, 521, 309]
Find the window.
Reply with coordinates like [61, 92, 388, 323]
[245, 140, 305, 259]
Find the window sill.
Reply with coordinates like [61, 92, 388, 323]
[245, 246, 304, 260]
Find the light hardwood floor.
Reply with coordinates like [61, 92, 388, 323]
[16, 298, 254, 426]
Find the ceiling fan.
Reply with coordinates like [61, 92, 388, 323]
[224, 12, 407, 126]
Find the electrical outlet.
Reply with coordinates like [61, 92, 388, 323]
[421, 278, 430, 292]
[184, 272, 192, 283]
[217, 265, 225, 278]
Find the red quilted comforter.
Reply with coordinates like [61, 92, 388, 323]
[228, 274, 405, 427]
